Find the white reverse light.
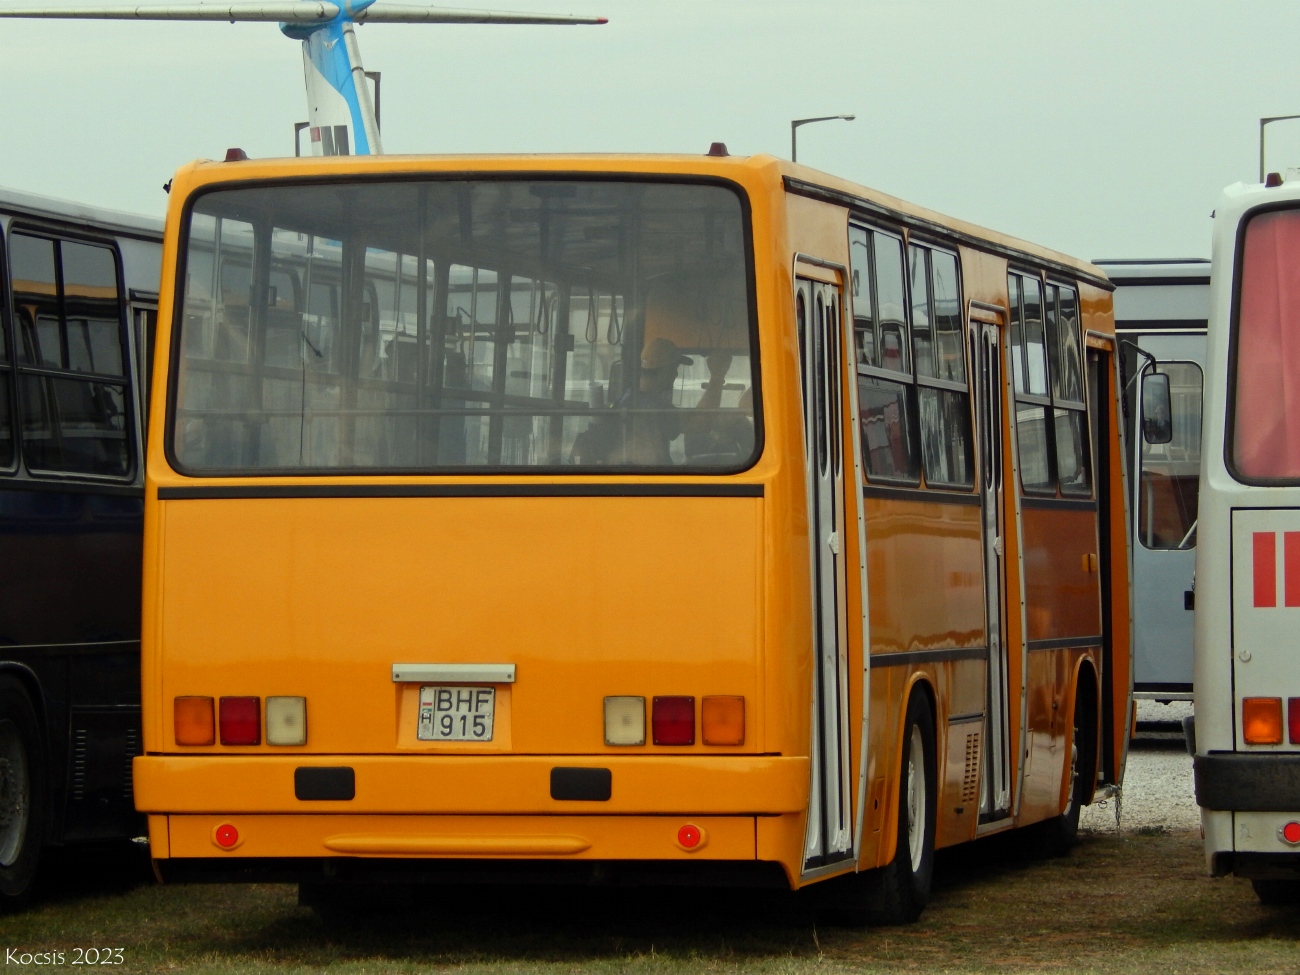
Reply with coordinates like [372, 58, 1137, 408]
[604, 696, 645, 746]
[266, 696, 307, 746]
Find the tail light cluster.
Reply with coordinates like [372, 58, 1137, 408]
[603, 695, 744, 747]
[174, 696, 307, 746]
[1242, 697, 1300, 745]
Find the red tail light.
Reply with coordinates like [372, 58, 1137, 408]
[1289, 698, 1300, 744]
[652, 696, 695, 745]
[219, 697, 261, 745]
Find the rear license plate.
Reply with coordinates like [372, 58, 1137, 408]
[418, 685, 495, 741]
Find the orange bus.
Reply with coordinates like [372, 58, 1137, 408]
[136, 151, 1132, 922]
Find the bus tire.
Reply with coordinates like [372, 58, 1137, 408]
[0, 677, 44, 908]
[1034, 677, 1098, 858]
[856, 690, 937, 925]
[1252, 879, 1300, 905]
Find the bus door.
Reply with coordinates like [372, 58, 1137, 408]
[973, 310, 1012, 821]
[1128, 334, 1205, 697]
[795, 276, 853, 871]
[1088, 344, 1125, 786]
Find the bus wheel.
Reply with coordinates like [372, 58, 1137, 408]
[853, 691, 937, 925]
[0, 677, 43, 908]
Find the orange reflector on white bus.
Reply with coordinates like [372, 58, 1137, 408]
[1243, 697, 1283, 744]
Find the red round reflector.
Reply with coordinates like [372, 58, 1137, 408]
[214, 823, 239, 849]
[678, 824, 701, 849]
[1283, 821, 1300, 845]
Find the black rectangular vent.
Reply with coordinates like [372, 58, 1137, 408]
[294, 766, 355, 801]
[550, 767, 611, 801]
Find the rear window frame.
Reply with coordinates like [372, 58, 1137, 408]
[1225, 200, 1300, 486]
[162, 171, 764, 480]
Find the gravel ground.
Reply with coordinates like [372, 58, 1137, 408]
[1080, 700, 1200, 834]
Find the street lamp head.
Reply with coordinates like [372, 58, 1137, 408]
[790, 113, 856, 162]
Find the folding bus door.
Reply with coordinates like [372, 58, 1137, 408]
[795, 276, 853, 872]
[972, 313, 1012, 822]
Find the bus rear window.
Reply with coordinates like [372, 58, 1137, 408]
[170, 179, 756, 474]
[1233, 207, 1300, 480]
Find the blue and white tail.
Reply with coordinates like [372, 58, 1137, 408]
[0, 1, 606, 156]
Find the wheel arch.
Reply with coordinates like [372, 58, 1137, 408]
[878, 673, 939, 868]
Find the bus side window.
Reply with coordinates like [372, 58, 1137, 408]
[851, 225, 921, 485]
[1009, 272, 1053, 494]
[912, 245, 973, 490]
[1052, 286, 1091, 497]
[1009, 273, 1092, 498]
[11, 233, 130, 478]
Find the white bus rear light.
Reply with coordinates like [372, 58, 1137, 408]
[1243, 697, 1283, 745]
[604, 696, 645, 746]
[266, 696, 307, 746]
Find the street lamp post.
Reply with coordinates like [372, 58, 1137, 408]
[1260, 114, 1300, 183]
[791, 114, 855, 163]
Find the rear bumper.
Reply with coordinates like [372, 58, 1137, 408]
[1193, 753, 1300, 811]
[152, 812, 767, 863]
[134, 754, 809, 815]
[159, 850, 792, 888]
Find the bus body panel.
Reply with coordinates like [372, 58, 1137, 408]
[1020, 508, 1102, 642]
[155, 495, 764, 756]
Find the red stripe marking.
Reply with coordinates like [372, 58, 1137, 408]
[1286, 533, 1300, 606]
[1255, 531, 1278, 607]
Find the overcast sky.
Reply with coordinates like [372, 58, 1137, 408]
[1, 0, 1297, 260]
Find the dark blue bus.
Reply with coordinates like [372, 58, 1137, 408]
[0, 187, 160, 903]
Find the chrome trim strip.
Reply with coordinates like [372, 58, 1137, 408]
[392, 663, 516, 684]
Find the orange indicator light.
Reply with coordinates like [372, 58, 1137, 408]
[174, 696, 215, 746]
[701, 696, 745, 746]
[1243, 698, 1284, 745]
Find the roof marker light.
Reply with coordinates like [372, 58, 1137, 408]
[1266, 172, 1283, 187]
[224, 148, 249, 162]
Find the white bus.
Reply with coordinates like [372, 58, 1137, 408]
[1096, 260, 1207, 702]
[1193, 176, 1300, 903]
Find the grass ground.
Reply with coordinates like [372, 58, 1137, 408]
[0, 829, 1295, 975]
